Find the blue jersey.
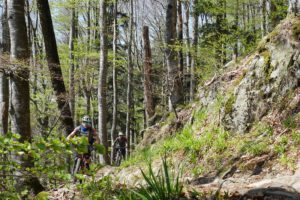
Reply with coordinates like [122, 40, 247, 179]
[75, 125, 95, 145]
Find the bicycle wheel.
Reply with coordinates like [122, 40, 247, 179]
[73, 157, 82, 176]
[115, 152, 121, 166]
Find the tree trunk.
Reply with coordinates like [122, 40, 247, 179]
[166, 0, 183, 110]
[36, 0, 74, 136]
[288, 0, 300, 15]
[184, 1, 191, 90]
[234, 0, 239, 60]
[98, 0, 109, 164]
[69, 4, 78, 121]
[84, 0, 91, 116]
[0, 0, 10, 135]
[143, 26, 155, 127]
[126, 0, 134, 157]
[260, 0, 267, 37]
[111, 0, 118, 163]
[178, 0, 184, 90]
[7, 0, 43, 194]
[190, 1, 199, 102]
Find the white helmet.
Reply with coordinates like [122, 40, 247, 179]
[118, 132, 124, 136]
[82, 115, 92, 124]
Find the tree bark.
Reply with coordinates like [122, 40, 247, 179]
[184, 1, 191, 88]
[111, 0, 118, 163]
[83, 0, 92, 116]
[288, 0, 300, 15]
[36, 0, 74, 136]
[98, 0, 109, 164]
[126, 0, 134, 157]
[234, 0, 239, 60]
[7, 0, 43, 194]
[178, 0, 184, 88]
[0, 0, 10, 135]
[165, 0, 183, 110]
[260, 0, 267, 37]
[69, 4, 78, 121]
[143, 26, 155, 127]
[190, 1, 199, 102]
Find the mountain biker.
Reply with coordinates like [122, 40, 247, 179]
[67, 115, 100, 169]
[113, 132, 128, 160]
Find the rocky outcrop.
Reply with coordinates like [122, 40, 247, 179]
[223, 17, 300, 133]
[200, 17, 300, 133]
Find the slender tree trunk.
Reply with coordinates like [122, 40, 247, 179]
[0, 0, 10, 135]
[126, 0, 134, 157]
[260, 0, 267, 37]
[166, 0, 183, 110]
[7, 0, 43, 194]
[69, 4, 77, 120]
[0, 0, 10, 183]
[36, 0, 74, 136]
[247, 2, 251, 31]
[190, 2, 199, 102]
[184, 1, 191, 77]
[234, 0, 239, 60]
[288, 0, 300, 15]
[143, 26, 155, 127]
[111, 0, 118, 164]
[98, 0, 109, 164]
[251, 2, 257, 34]
[178, 0, 184, 90]
[84, 0, 91, 116]
[242, 2, 246, 31]
[25, 0, 32, 62]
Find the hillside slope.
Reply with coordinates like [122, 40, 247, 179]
[46, 16, 300, 200]
[106, 16, 300, 198]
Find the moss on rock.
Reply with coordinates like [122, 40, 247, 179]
[291, 18, 300, 39]
[261, 50, 274, 82]
[224, 93, 237, 115]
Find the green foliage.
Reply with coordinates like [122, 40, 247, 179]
[274, 135, 288, 155]
[291, 19, 300, 39]
[279, 153, 297, 170]
[245, 141, 269, 156]
[79, 176, 137, 200]
[36, 192, 49, 200]
[0, 132, 104, 197]
[283, 116, 297, 129]
[134, 156, 183, 200]
[224, 93, 236, 114]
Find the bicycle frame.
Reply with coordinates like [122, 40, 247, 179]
[114, 147, 125, 166]
[72, 154, 91, 182]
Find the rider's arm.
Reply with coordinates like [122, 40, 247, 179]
[67, 128, 78, 140]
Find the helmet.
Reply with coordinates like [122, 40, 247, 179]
[82, 115, 92, 124]
[118, 132, 124, 136]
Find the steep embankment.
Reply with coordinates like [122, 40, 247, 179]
[106, 16, 300, 197]
[47, 16, 300, 199]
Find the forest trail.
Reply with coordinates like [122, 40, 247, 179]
[46, 160, 300, 199]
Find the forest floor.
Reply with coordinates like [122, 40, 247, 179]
[46, 159, 300, 199]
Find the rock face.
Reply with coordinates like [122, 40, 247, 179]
[200, 17, 300, 133]
[289, 0, 300, 15]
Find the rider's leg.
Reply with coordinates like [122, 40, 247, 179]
[84, 154, 91, 170]
[121, 148, 126, 159]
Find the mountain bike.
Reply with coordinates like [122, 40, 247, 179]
[114, 147, 125, 166]
[72, 154, 91, 183]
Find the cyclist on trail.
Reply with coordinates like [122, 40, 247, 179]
[67, 115, 100, 169]
[113, 132, 128, 160]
